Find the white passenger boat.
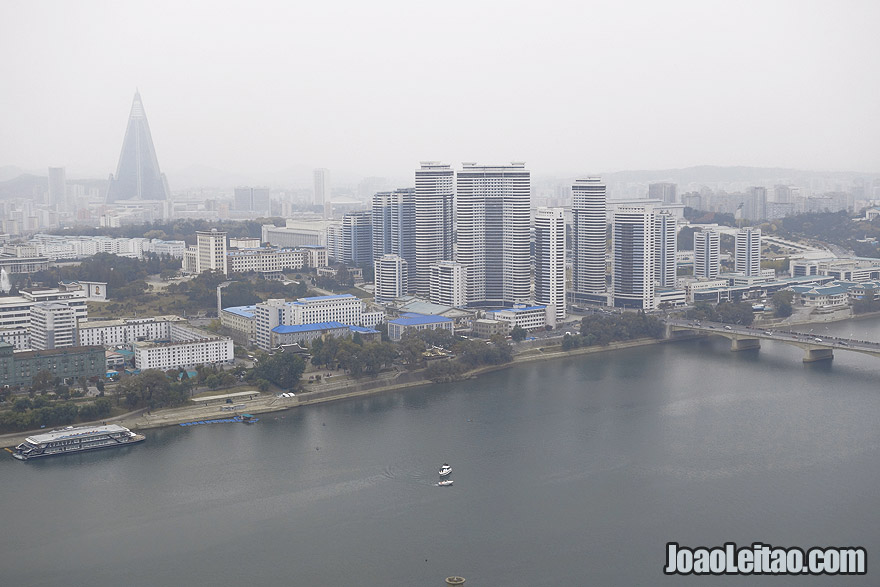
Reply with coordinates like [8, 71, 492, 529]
[437, 479, 454, 486]
[12, 424, 145, 461]
[439, 463, 452, 477]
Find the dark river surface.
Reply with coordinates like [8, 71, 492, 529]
[1, 317, 879, 586]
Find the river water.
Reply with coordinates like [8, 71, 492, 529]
[1, 317, 879, 586]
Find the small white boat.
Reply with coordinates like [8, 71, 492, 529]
[437, 479, 454, 486]
[439, 463, 452, 477]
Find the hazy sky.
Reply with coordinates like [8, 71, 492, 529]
[2, 0, 879, 181]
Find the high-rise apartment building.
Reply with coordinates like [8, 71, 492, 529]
[534, 207, 566, 320]
[456, 162, 531, 307]
[693, 227, 720, 279]
[47, 167, 66, 210]
[374, 254, 407, 304]
[654, 211, 677, 288]
[648, 182, 677, 204]
[196, 229, 228, 275]
[571, 178, 607, 295]
[29, 302, 77, 350]
[612, 206, 655, 309]
[372, 188, 415, 291]
[106, 91, 170, 203]
[314, 168, 329, 211]
[233, 187, 271, 215]
[735, 227, 761, 277]
[341, 211, 372, 266]
[429, 261, 466, 308]
[749, 187, 768, 221]
[413, 162, 454, 296]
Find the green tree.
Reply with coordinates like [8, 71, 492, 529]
[771, 290, 794, 318]
[510, 325, 527, 342]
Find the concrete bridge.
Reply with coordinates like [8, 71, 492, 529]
[665, 319, 880, 362]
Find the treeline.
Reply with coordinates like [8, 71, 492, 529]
[310, 337, 397, 377]
[853, 297, 880, 314]
[562, 312, 665, 350]
[49, 218, 286, 245]
[251, 352, 306, 390]
[165, 271, 308, 312]
[117, 370, 193, 410]
[22, 253, 180, 299]
[0, 398, 112, 432]
[765, 212, 880, 258]
[685, 302, 755, 325]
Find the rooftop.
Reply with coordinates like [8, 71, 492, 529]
[297, 294, 358, 302]
[222, 305, 257, 318]
[390, 313, 453, 326]
[272, 321, 349, 334]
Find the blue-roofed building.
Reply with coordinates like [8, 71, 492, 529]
[348, 324, 382, 343]
[786, 283, 849, 308]
[271, 321, 351, 346]
[220, 305, 257, 340]
[387, 313, 453, 342]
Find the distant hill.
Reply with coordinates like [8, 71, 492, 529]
[0, 173, 47, 199]
[0, 166, 26, 182]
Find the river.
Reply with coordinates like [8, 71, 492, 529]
[1, 317, 879, 586]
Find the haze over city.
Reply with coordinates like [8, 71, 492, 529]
[2, 0, 879, 183]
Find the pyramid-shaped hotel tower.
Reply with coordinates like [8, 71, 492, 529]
[105, 90, 170, 202]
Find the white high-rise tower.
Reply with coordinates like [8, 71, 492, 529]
[654, 211, 677, 288]
[372, 188, 415, 291]
[456, 163, 531, 306]
[413, 163, 454, 296]
[534, 207, 566, 320]
[693, 227, 720, 279]
[735, 227, 761, 276]
[571, 178, 607, 296]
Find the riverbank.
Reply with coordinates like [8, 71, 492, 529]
[4, 306, 875, 447]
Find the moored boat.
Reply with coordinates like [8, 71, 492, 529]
[12, 424, 145, 461]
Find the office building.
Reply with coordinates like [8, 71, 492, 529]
[612, 206, 655, 309]
[654, 211, 677, 288]
[387, 313, 453, 342]
[254, 294, 364, 350]
[693, 227, 720, 279]
[233, 186, 271, 215]
[534, 207, 566, 320]
[314, 168, 329, 212]
[456, 162, 530, 306]
[429, 261, 466, 308]
[735, 227, 762, 277]
[0, 343, 105, 388]
[106, 91, 170, 203]
[196, 229, 228, 275]
[372, 188, 415, 290]
[341, 211, 372, 266]
[29, 302, 77, 350]
[648, 182, 677, 204]
[48, 167, 66, 209]
[413, 162, 455, 296]
[571, 178, 607, 295]
[374, 254, 408, 304]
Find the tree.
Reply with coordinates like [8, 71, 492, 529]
[510, 325, 527, 342]
[771, 290, 794, 318]
[254, 353, 306, 390]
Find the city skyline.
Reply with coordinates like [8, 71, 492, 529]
[2, 1, 879, 180]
